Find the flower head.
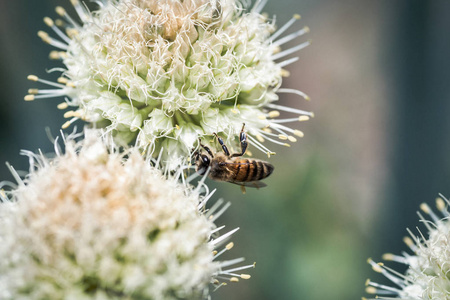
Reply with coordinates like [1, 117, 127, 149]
[26, 0, 311, 168]
[0, 130, 253, 299]
[365, 196, 450, 300]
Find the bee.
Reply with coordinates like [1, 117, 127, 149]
[193, 123, 274, 190]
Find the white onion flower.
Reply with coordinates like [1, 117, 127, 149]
[0, 130, 253, 299]
[364, 196, 450, 300]
[26, 0, 311, 169]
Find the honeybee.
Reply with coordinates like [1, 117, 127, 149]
[193, 123, 274, 189]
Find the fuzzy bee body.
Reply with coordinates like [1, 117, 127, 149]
[209, 153, 274, 184]
[194, 124, 274, 188]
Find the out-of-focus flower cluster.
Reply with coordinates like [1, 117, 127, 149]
[0, 131, 251, 299]
[365, 196, 450, 300]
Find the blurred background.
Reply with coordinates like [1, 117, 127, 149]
[2, 0, 450, 299]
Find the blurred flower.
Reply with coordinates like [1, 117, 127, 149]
[26, 0, 311, 169]
[365, 196, 450, 300]
[0, 130, 253, 299]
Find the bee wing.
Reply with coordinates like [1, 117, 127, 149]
[229, 181, 267, 189]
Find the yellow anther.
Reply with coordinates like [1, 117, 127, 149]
[27, 75, 39, 81]
[43, 17, 54, 27]
[365, 287, 377, 294]
[70, 0, 80, 5]
[28, 89, 39, 94]
[230, 109, 239, 114]
[420, 203, 430, 214]
[293, 14, 301, 20]
[436, 197, 446, 211]
[62, 121, 72, 129]
[175, 124, 180, 130]
[230, 277, 239, 282]
[304, 26, 310, 33]
[304, 94, 311, 101]
[66, 82, 76, 88]
[0, 189, 5, 198]
[213, 279, 220, 285]
[403, 236, 414, 247]
[299, 116, 310, 121]
[283, 143, 291, 147]
[55, 19, 64, 27]
[212, 250, 218, 255]
[365, 279, 370, 286]
[272, 45, 281, 54]
[288, 136, 297, 142]
[294, 130, 304, 137]
[278, 134, 288, 140]
[382, 253, 395, 261]
[64, 111, 75, 118]
[37, 31, 49, 39]
[49, 51, 60, 60]
[371, 262, 383, 273]
[268, 110, 280, 118]
[57, 102, 69, 110]
[246, 150, 252, 156]
[55, 6, 66, 16]
[66, 28, 79, 38]
[255, 134, 265, 143]
[262, 127, 272, 133]
[280, 69, 290, 77]
[57, 77, 68, 84]
[310, 112, 315, 118]
[240, 274, 251, 280]
[24, 95, 35, 101]
[258, 115, 266, 120]
[226, 242, 234, 250]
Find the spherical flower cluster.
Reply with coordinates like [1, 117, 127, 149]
[0, 131, 252, 299]
[26, 0, 311, 168]
[365, 196, 450, 300]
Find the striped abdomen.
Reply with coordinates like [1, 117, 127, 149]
[230, 159, 274, 182]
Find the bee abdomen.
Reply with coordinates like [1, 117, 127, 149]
[232, 159, 274, 182]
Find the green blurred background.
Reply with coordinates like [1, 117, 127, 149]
[2, 0, 450, 299]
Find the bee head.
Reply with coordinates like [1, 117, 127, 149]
[196, 154, 211, 175]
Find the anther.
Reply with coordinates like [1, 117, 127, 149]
[61, 121, 72, 129]
[55, 19, 64, 27]
[255, 134, 265, 143]
[268, 110, 280, 118]
[43, 17, 54, 27]
[49, 51, 60, 60]
[365, 287, 377, 294]
[57, 102, 69, 109]
[436, 197, 446, 211]
[293, 14, 301, 20]
[288, 136, 297, 142]
[28, 89, 39, 94]
[258, 115, 266, 120]
[24, 95, 35, 101]
[57, 77, 68, 84]
[365, 279, 371, 286]
[420, 203, 430, 214]
[231, 109, 239, 114]
[299, 116, 309, 121]
[280, 69, 290, 77]
[55, 6, 66, 16]
[293, 130, 304, 137]
[230, 277, 239, 282]
[27, 75, 39, 82]
[212, 250, 218, 255]
[382, 253, 394, 261]
[283, 143, 291, 147]
[403, 236, 414, 247]
[278, 134, 288, 140]
[226, 242, 234, 250]
[240, 274, 251, 279]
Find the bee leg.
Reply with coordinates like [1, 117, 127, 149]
[213, 133, 230, 156]
[231, 123, 248, 158]
[198, 138, 214, 158]
[240, 185, 246, 194]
